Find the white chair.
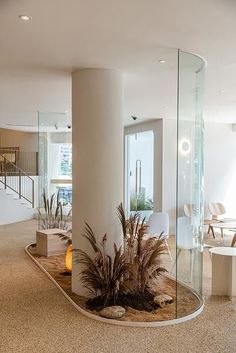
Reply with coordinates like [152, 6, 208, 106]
[183, 203, 201, 232]
[184, 203, 213, 260]
[184, 203, 196, 218]
[208, 202, 236, 238]
[147, 212, 173, 261]
[184, 203, 216, 238]
[208, 202, 236, 222]
[172, 216, 196, 282]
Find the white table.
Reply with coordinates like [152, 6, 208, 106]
[209, 247, 236, 300]
[210, 221, 236, 243]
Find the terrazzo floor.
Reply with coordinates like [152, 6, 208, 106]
[0, 220, 236, 353]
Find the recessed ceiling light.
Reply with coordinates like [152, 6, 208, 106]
[19, 14, 32, 22]
[220, 89, 225, 93]
[159, 60, 166, 64]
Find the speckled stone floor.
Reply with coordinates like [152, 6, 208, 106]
[0, 220, 236, 353]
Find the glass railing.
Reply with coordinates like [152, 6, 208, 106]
[0, 148, 38, 175]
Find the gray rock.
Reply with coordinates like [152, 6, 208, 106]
[154, 294, 173, 308]
[99, 306, 126, 319]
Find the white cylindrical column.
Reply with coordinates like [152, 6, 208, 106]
[72, 69, 124, 295]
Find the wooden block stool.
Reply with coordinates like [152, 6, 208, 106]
[36, 228, 68, 257]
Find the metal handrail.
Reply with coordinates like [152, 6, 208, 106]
[0, 148, 38, 175]
[0, 154, 34, 208]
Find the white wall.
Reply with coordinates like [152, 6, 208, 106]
[162, 120, 236, 232]
[0, 128, 38, 152]
[0, 128, 38, 175]
[0, 189, 34, 225]
[204, 122, 236, 218]
[0, 176, 38, 224]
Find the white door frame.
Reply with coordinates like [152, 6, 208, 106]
[124, 119, 164, 216]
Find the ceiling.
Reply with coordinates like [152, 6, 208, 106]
[1, 0, 236, 130]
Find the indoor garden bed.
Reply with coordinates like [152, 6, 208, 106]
[26, 244, 202, 324]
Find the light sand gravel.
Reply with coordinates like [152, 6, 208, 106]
[0, 220, 236, 353]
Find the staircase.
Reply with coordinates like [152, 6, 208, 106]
[0, 154, 35, 225]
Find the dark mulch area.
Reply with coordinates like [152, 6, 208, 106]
[87, 291, 159, 312]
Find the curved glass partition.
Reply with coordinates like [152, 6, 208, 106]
[123, 50, 205, 323]
[176, 50, 205, 317]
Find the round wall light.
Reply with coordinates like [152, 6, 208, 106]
[179, 138, 191, 156]
[19, 14, 32, 22]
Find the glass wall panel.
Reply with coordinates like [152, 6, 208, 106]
[38, 112, 72, 229]
[176, 50, 205, 316]
[124, 52, 205, 322]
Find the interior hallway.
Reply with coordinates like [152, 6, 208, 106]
[0, 220, 236, 353]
